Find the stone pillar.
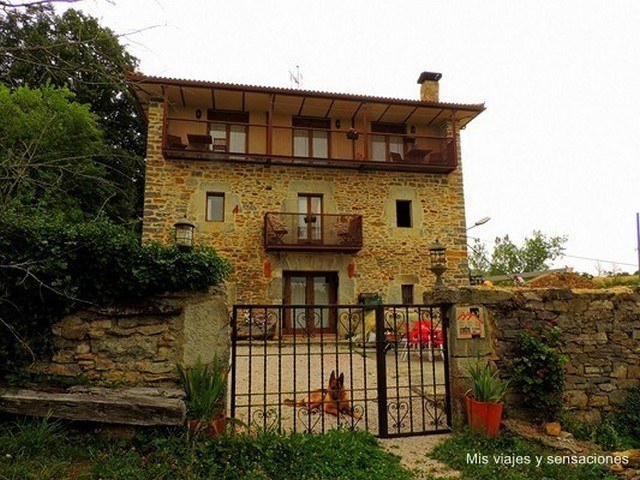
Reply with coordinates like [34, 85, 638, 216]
[142, 99, 170, 244]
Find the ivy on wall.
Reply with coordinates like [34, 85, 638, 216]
[0, 212, 232, 378]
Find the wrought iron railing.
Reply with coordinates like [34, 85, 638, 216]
[230, 304, 452, 438]
[264, 213, 363, 251]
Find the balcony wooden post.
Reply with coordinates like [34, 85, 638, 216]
[362, 102, 369, 160]
[451, 109, 458, 167]
[267, 94, 275, 157]
[161, 86, 168, 151]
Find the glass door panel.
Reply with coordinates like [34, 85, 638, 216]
[229, 125, 246, 153]
[313, 276, 330, 329]
[289, 276, 307, 330]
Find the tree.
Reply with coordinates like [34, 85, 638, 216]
[0, 84, 115, 217]
[469, 231, 568, 276]
[0, 4, 146, 220]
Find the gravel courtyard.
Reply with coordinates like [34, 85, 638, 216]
[231, 339, 448, 436]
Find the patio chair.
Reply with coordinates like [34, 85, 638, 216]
[213, 138, 228, 152]
[400, 320, 444, 361]
[166, 134, 187, 149]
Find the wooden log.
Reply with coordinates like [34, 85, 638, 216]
[0, 388, 186, 426]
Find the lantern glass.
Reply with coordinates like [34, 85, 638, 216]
[429, 240, 447, 268]
[174, 220, 195, 248]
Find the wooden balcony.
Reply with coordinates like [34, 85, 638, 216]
[163, 118, 458, 174]
[264, 213, 363, 252]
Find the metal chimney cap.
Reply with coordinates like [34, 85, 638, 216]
[417, 72, 442, 84]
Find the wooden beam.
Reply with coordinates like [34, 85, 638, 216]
[351, 102, 363, 122]
[402, 106, 419, 124]
[376, 104, 391, 122]
[210, 89, 216, 109]
[297, 96, 306, 117]
[0, 388, 186, 426]
[179, 86, 186, 107]
[428, 108, 445, 126]
[324, 99, 335, 118]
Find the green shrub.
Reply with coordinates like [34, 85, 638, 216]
[0, 212, 232, 378]
[509, 322, 567, 422]
[611, 384, 640, 446]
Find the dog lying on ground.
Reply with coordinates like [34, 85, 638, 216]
[284, 371, 361, 419]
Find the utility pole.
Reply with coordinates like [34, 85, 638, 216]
[636, 212, 640, 280]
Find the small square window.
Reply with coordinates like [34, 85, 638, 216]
[396, 200, 412, 228]
[401, 284, 414, 305]
[206, 193, 225, 222]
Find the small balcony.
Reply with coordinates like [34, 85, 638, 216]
[264, 213, 363, 252]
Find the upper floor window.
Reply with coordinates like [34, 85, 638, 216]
[293, 117, 330, 158]
[371, 122, 405, 162]
[206, 192, 225, 222]
[396, 200, 412, 228]
[208, 110, 249, 154]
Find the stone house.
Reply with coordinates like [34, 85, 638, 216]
[127, 71, 484, 335]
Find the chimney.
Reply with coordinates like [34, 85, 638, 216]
[417, 72, 442, 102]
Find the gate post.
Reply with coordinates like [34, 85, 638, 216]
[375, 304, 389, 437]
[230, 305, 238, 428]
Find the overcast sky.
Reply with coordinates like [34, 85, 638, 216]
[63, 0, 640, 274]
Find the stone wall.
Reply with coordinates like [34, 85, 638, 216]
[42, 287, 229, 385]
[424, 286, 640, 421]
[142, 100, 470, 305]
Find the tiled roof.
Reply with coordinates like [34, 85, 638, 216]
[126, 72, 486, 112]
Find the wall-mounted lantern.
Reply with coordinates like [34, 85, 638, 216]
[195, 109, 202, 119]
[174, 218, 196, 249]
[335, 119, 341, 129]
[429, 239, 447, 287]
[410, 125, 416, 134]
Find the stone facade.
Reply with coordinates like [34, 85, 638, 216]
[424, 286, 640, 421]
[142, 100, 470, 306]
[42, 288, 229, 385]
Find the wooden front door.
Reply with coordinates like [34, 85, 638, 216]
[283, 272, 337, 334]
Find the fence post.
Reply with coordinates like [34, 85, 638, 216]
[375, 304, 389, 437]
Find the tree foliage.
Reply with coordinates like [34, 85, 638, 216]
[469, 231, 567, 276]
[0, 212, 232, 378]
[0, 4, 145, 220]
[0, 84, 115, 217]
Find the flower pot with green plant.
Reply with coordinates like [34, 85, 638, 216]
[465, 360, 509, 438]
[177, 355, 228, 437]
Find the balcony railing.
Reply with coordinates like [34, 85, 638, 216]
[162, 117, 457, 173]
[264, 213, 363, 252]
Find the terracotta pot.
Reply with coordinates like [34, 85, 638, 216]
[466, 397, 503, 438]
[187, 411, 227, 437]
[209, 411, 228, 436]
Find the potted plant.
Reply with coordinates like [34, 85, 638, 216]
[465, 361, 509, 438]
[303, 214, 317, 223]
[177, 355, 228, 437]
[346, 128, 359, 140]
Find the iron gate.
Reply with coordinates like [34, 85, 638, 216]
[230, 304, 451, 438]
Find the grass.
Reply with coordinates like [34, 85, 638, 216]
[429, 429, 618, 480]
[0, 418, 411, 480]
